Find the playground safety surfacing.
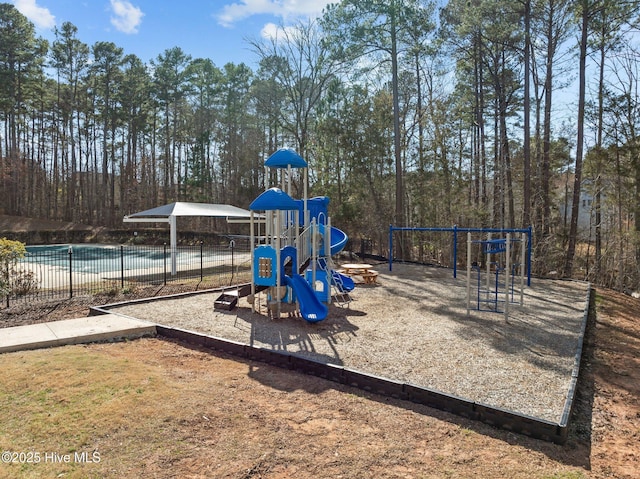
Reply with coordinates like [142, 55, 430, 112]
[95, 263, 591, 444]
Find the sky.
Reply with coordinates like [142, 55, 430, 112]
[11, 0, 584, 129]
[11, 0, 333, 67]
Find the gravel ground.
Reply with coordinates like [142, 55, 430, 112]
[106, 262, 590, 423]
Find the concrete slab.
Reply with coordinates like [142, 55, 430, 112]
[1, 323, 58, 351]
[0, 314, 156, 354]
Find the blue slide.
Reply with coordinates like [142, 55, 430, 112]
[332, 270, 355, 293]
[283, 273, 328, 323]
[329, 226, 348, 256]
[328, 226, 354, 292]
[316, 223, 349, 256]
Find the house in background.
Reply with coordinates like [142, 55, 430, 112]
[558, 176, 611, 240]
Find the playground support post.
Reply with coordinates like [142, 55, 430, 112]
[466, 232, 525, 320]
[485, 232, 491, 293]
[311, 218, 318, 287]
[520, 232, 526, 306]
[276, 209, 282, 319]
[250, 211, 256, 313]
[388, 225, 393, 272]
[505, 233, 510, 320]
[466, 232, 471, 315]
[453, 225, 458, 278]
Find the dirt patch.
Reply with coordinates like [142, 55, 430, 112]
[0, 214, 100, 244]
[0, 274, 638, 477]
[588, 290, 640, 478]
[0, 214, 95, 233]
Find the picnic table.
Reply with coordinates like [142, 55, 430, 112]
[340, 264, 379, 284]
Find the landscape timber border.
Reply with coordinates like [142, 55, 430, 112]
[90, 283, 591, 445]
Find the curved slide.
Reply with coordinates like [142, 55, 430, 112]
[283, 273, 328, 323]
[316, 223, 349, 256]
[328, 226, 355, 292]
[329, 226, 348, 256]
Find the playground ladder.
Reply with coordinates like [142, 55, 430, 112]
[319, 256, 352, 306]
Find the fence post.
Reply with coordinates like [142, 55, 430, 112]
[120, 245, 125, 288]
[5, 264, 8, 306]
[200, 241, 204, 282]
[68, 246, 73, 299]
[163, 243, 167, 286]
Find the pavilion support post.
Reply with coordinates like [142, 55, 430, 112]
[169, 215, 177, 276]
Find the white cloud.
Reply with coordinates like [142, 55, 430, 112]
[260, 22, 279, 40]
[12, 0, 55, 29]
[260, 22, 300, 41]
[217, 0, 331, 28]
[110, 0, 144, 34]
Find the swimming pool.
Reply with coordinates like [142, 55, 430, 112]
[23, 243, 248, 275]
[6, 243, 252, 306]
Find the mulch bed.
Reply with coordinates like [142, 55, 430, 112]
[104, 263, 590, 423]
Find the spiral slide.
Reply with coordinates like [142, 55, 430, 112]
[329, 227, 354, 292]
[329, 226, 348, 256]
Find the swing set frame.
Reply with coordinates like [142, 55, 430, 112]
[388, 225, 532, 287]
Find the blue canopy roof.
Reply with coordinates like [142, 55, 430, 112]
[265, 148, 308, 169]
[249, 188, 299, 211]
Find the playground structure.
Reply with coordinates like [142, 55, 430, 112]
[389, 225, 531, 320]
[108, 198, 590, 444]
[465, 232, 527, 319]
[388, 225, 532, 282]
[245, 148, 354, 322]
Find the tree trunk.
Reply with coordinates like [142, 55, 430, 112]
[391, 4, 404, 230]
[523, 0, 531, 229]
[564, 0, 589, 278]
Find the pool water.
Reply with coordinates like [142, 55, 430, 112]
[23, 244, 237, 275]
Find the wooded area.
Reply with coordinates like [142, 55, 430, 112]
[1, 1, 639, 291]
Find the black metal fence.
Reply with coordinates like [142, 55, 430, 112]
[4, 240, 252, 307]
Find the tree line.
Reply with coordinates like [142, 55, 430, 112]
[1, 1, 639, 291]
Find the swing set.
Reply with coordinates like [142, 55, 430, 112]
[389, 225, 532, 320]
[465, 232, 527, 319]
